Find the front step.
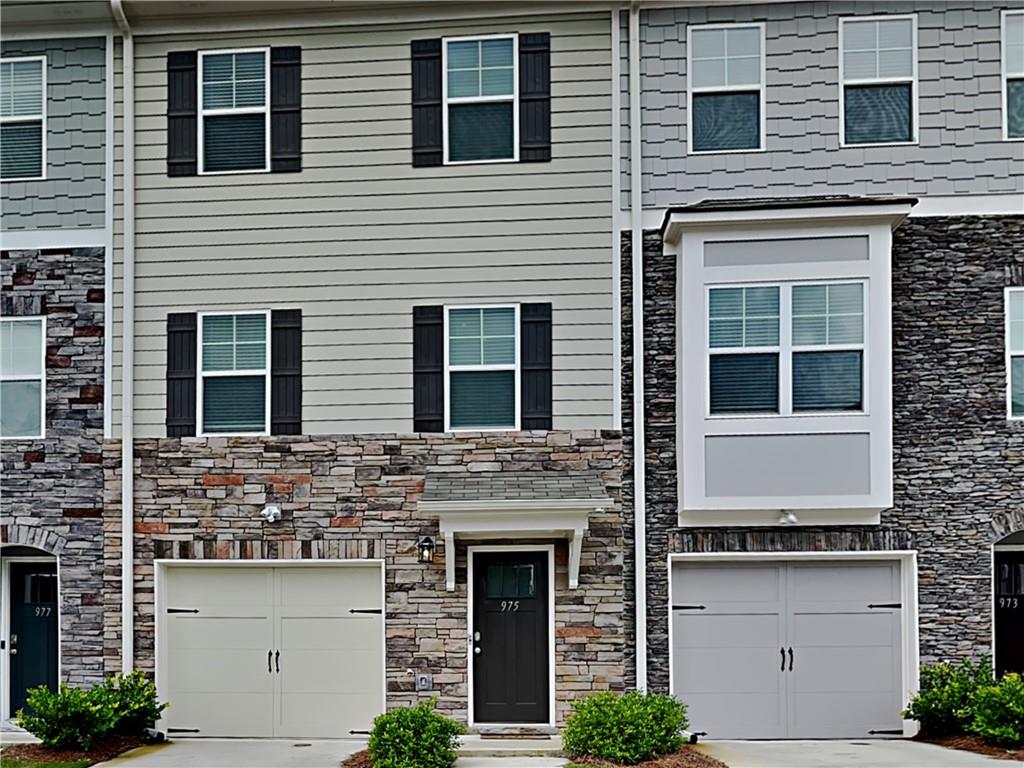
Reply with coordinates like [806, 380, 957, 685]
[458, 734, 563, 758]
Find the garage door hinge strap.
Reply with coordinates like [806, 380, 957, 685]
[350, 608, 382, 614]
[672, 604, 706, 610]
[868, 729, 903, 735]
[349, 730, 371, 735]
[167, 608, 200, 614]
[167, 728, 201, 733]
[867, 603, 901, 609]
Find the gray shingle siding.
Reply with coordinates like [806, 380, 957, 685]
[1, 37, 106, 231]
[622, 1, 1024, 208]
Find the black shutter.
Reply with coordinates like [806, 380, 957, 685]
[518, 33, 551, 162]
[271, 47, 302, 173]
[166, 313, 197, 436]
[271, 309, 303, 435]
[413, 305, 444, 431]
[411, 39, 443, 167]
[520, 303, 552, 429]
[167, 51, 198, 177]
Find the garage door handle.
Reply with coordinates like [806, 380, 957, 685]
[788, 647, 794, 671]
[267, 650, 272, 673]
[780, 647, 785, 671]
[275, 650, 280, 673]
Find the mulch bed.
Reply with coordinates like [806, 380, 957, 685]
[341, 749, 373, 768]
[565, 747, 729, 768]
[0, 734, 145, 766]
[917, 734, 1024, 762]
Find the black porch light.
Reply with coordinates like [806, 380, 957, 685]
[417, 536, 436, 564]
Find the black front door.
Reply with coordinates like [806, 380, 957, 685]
[9, 562, 58, 715]
[995, 551, 1024, 677]
[472, 551, 549, 724]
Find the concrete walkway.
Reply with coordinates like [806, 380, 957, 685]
[699, 739, 1022, 767]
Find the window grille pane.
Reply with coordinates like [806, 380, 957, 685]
[692, 92, 760, 151]
[878, 48, 913, 79]
[204, 113, 266, 172]
[728, 27, 761, 58]
[691, 58, 726, 89]
[482, 336, 515, 365]
[843, 21, 878, 55]
[1013, 357, 1024, 418]
[1008, 14, 1024, 74]
[481, 67, 514, 97]
[482, 307, 515, 336]
[481, 38, 514, 68]
[709, 319, 743, 348]
[1008, 79, 1024, 139]
[793, 351, 863, 412]
[447, 41, 480, 70]
[844, 84, 912, 144]
[877, 19, 913, 53]
[447, 70, 479, 98]
[1010, 291, 1024, 352]
[709, 287, 743, 318]
[450, 370, 515, 428]
[449, 308, 482, 337]
[691, 28, 725, 60]
[727, 56, 761, 86]
[448, 102, 514, 162]
[449, 338, 481, 366]
[0, 380, 42, 437]
[843, 50, 877, 80]
[1, 319, 43, 376]
[709, 353, 778, 414]
[0, 122, 43, 178]
[203, 375, 266, 432]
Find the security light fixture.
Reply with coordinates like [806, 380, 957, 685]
[778, 510, 799, 526]
[260, 505, 282, 523]
[418, 536, 436, 564]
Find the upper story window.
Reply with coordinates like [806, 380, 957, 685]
[443, 35, 518, 163]
[687, 24, 764, 153]
[199, 49, 270, 174]
[0, 56, 45, 181]
[198, 311, 270, 434]
[708, 282, 865, 416]
[1009, 288, 1024, 419]
[840, 15, 917, 145]
[0, 317, 45, 439]
[1004, 10, 1024, 140]
[446, 305, 519, 430]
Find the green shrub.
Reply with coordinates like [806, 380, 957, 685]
[562, 691, 687, 765]
[368, 698, 464, 768]
[16, 683, 118, 750]
[97, 670, 168, 734]
[903, 658, 994, 737]
[969, 673, 1024, 748]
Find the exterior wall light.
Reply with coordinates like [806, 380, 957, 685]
[418, 536, 436, 564]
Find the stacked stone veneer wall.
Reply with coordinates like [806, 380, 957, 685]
[1, 247, 105, 686]
[102, 430, 624, 725]
[621, 216, 1024, 692]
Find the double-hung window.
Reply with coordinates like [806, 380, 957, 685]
[446, 306, 519, 430]
[198, 312, 270, 434]
[199, 49, 269, 173]
[1003, 11, 1024, 140]
[443, 35, 518, 163]
[0, 56, 45, 180]
[1009, 288, 1024, 419]
[708, 282, 866, 415]
[840, 15, 917, 145]
[687, 24, 764, 153]
[0, 317, 45, 439]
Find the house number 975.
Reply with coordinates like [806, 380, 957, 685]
[1000, 597, 1020, 609]
[500, 601, 520, 612]
[35, 606, 52, 617]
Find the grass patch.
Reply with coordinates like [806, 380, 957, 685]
[1, 759, 93, 768]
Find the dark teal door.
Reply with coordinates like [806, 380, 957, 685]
[9, 562, 58, 715]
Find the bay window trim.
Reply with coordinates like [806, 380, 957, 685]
[196, 309, 271, 437]
[441, 32, 519, 166]
[443, 303, 521, 432]
[685, 21, 767, 155]
[1002, 9, 1024, 142]
[197, 47, 271, 176]
[838, 14, 919, 148]
[1008, 287, 1024, 421]
[0, 315, 46, 440]
[0, 54, 47, 182]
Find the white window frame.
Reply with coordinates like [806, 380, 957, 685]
[1008, 287, 1024, 421]
[686, 22, 767, 155]
[838, 14, 919, 148]
[1002, 10, 1024, 142]
[196, 310, 271, 437]
[0, 316, 46, 440]
[197, 47, 271, 175]
[705, 280, 868, 418]
[0, 55, 47, 182]
[443, 303, 521, 432]
[442, 33, 519, 165]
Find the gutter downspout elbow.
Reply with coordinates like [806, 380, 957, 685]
[111, 0, 135, 676]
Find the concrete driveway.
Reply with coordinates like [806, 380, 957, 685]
[698, 739, 1022, 767]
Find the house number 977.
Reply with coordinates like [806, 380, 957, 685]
[500, 601, 520, 612]
[35, 606, 52, 617]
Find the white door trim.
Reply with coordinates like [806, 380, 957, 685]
[153, 558, 386, 736]
[0, 553, 61, 722]
[991, 542, 1024, 674]
[666, 549, 920, 737]
[466, 544, 556, 729]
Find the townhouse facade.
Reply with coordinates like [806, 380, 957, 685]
[0, 0, 1021, 745]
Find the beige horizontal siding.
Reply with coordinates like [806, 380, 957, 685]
[112, 10, 614, 438]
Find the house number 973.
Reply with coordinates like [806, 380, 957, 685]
[999, 597, 1020, 609]
[35, 606, 52, 617]
[500, 601, 520, 612]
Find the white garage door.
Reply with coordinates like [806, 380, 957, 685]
[671, 560, 903, 739]
[161, 564, 384, 738]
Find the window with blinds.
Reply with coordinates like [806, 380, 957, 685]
[200, 49, 269, 173]
[447, 306, 518, 429]
[840, 16, 917, 145]
[688, 24, 764, 153]
[0, 317, 45, 438]
[1004, 11, 1024, 140]
[792, 283, 865, 412]
[708, 286, 780, 414]
[1009, 289, 1024, 419]
[444, 36, 517, 163]
[199, 312, 269, 434]
[0, 57, 45, 180]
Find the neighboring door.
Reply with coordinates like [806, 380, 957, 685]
[995, 551, 1024, 677]
[672, 560, 904, 739]
[163, 565, 384, 737]
[9, 562, 58, 716]
[472, 551, 550, 724]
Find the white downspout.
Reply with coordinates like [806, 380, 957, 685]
[111, 0, 135, 675]
[611, 9, 622, 430]
[629, 1, 647, 692]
